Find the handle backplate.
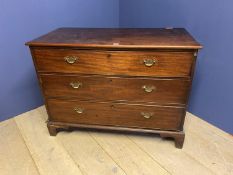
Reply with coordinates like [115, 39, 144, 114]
[143, 59, 156, 67]
[70, 82, 82, 89]
[74, 107, 84, 114]
[141, 112, 154, 119]
[64, 56, 78, 64]
[142, 85, 156, 93]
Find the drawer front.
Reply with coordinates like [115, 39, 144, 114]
[47, 99, 184, 131]
[41, 74, 190, 105]
[33, 49, 194, 77]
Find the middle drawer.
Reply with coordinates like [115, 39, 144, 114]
[41, 74, 190, 105]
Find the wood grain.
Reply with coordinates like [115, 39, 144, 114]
[0, 119, 40, 175]
[184, 114, 233, 175]
[26, 28, 202, 49]
[14, 109, 83, 175]
[47, 99, 185, 131]
[128, 133, 214, 175]
[1, 106, 233, 175]
[90, 132, 169, 175]
[57, 131, 126, 175]
[33, 49, 195, 77]
[41, 74, 190, 105]
[26, 28, 202, 148]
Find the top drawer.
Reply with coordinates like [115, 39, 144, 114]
[32, 48, 195, 77]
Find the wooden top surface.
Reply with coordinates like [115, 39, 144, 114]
[26, 28, 202, 49]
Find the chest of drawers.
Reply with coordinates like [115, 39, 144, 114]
[26, 28, 202, 148]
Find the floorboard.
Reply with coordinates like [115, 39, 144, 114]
[14, 109, 83, 175]
[91, 132, 169, 175]
[0, 119, 40, 175]
[183, 114, 233, 175]
[128, 133, 215, 175]
[57, 131, 127, 175]
[0, 106, 233, 175]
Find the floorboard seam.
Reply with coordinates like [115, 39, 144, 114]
[188, 129, 233, 154]
[126, 135, 172, 175]
[13, 118, 42, 175]
[88, 132, 128, 175]
[17, 106, 231, 175]
[182, 132, 221, 175]
[34, 109, 87, 174]
[55, 135, 88, 175]
[36, 108, 87, 175]
[183, 150, 217, 175]
[128, 134, 218, 175]
[187, 115, 233, 144]
[15, 114, 86, 175]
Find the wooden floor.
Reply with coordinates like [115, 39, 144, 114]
[0, 106, 233, 175]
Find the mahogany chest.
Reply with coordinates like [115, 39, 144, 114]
[26, 28, 202, 148]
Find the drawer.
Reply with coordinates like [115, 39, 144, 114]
[33, 49, 194, 77]
[41, 74, 190, 105]
[47, 99, 185, 131]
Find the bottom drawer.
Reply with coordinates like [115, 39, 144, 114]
[47, 99, 185, 131]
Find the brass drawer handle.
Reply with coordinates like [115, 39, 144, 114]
[74, 107, 84, 114]
[143, 59, 156, 67]
[64, 56, 78, 64]
[142, 85, 156, 93]
[141, 112, 154, 119]
[70, 82, 82, 89]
